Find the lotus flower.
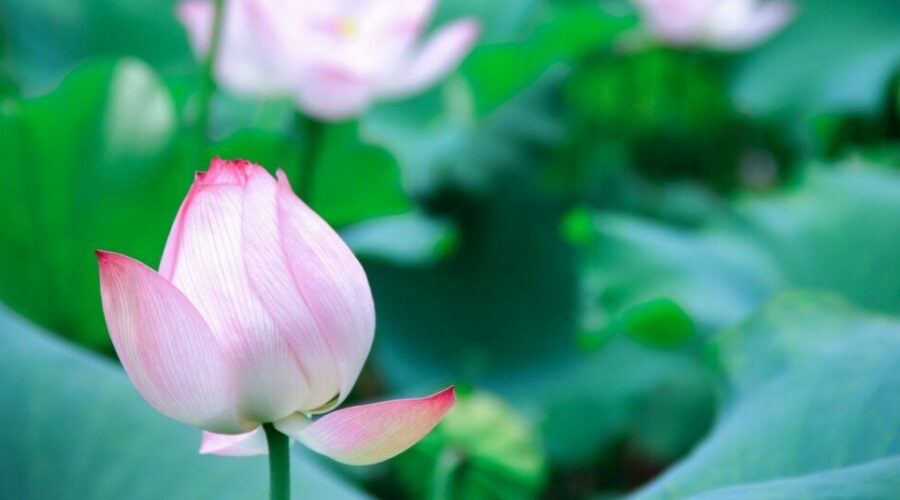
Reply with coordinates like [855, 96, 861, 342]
[631, 0, 795, 50]
[97, 159, 454, 464]
[177, 0, 480, 120]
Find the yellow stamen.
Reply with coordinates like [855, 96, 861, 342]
[336, 17, 357, 38]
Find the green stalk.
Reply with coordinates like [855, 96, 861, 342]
[263, 423, 291, 500]
[194, 0, 226, 156]
[429, 448, 464, 500]
[294, 113, 326, 203]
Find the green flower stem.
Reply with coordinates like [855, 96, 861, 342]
[294, 113, 326, 203]
[194, 0, 225, 156]
[429, 448, 464, 500]
[263, 423, 291, 500]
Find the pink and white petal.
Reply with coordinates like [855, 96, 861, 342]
[273, 171, 376, 410]
[158, 159, 309, 424]
[200, 428, 268, 456]
[710, 0, 795, 49]
[276, 387, 456, 465]
[97, 251, 243, 434]
[378, 19, 481, 98]
[634, 0, 718, 45]
[295, 65, 375, 121]
[300, 0, 437, 79]
[222, 1, 292, 95]
[178, 0, 296, 96]
[355, 0, 437, 57]
[388, 0, 438, 28]
[176, 0, 214, 54]
[240, 168, 341, 411]
[159, 158, 254, 277]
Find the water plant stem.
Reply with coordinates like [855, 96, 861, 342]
[295, 113, 326, 203]
[195, 0, 226, 150]
[263, 423, 291, 500]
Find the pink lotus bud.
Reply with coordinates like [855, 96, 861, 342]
[177, 0, 481, 120]
[632, 0, 795, 50]
[98, 159, 454, 463]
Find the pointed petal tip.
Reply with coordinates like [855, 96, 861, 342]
[457, 18, 483, 40]
[176, 0, 216, 55]
[96, 250, 119, 275]
[200, 158, 266, 186]
[423, 385, 457, 418]
[95, 250, 134, 269]
[378, 18, 481, 98]
[274, 169, 309, 205]
[435, 385, 457, 406]
[285, 386, 457, 466]
[97, 250, 243, 432]
[275, 168, 291, 187]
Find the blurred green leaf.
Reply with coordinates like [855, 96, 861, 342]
[569, 50, 732, 132]
[588, 161, 900, 339]
[461, 2, 634, 116]
[561, 205, 599, 246]
[632, 293, 900, 499]
[431, 0, 542, 43]
[0, 306, 367, 499]
[733, 0, 900, 116]
[0, 58, 185, 351]
[365, 2, 633, 196]
[683, 458, 900, 499]
[533, 338, 715, 468]
[2, 0, 192, 92]
[566, 49, 750, 190]
[367, 182, 715, 467]
[366, 70, 566, 195]
[344, 212, 458, 267]
[367, 186, 578, 385]
[394, 390, 547, 500]
[619, 298, 695, 348]
[310, 122, 412, 227]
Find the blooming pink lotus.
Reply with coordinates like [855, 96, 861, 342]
[632, 0, 795, 50]
[97, 159, 454, 464]
[177, 0, 480, 120]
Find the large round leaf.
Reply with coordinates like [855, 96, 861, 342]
[733, 0, 900, 116]
[632, 293, 900, 499]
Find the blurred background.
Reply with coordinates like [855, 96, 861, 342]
[1, 0, 899, 498]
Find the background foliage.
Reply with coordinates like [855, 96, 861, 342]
[0, 0, 898, 498]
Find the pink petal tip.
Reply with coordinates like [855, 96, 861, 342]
[279, 386, 456, 465]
